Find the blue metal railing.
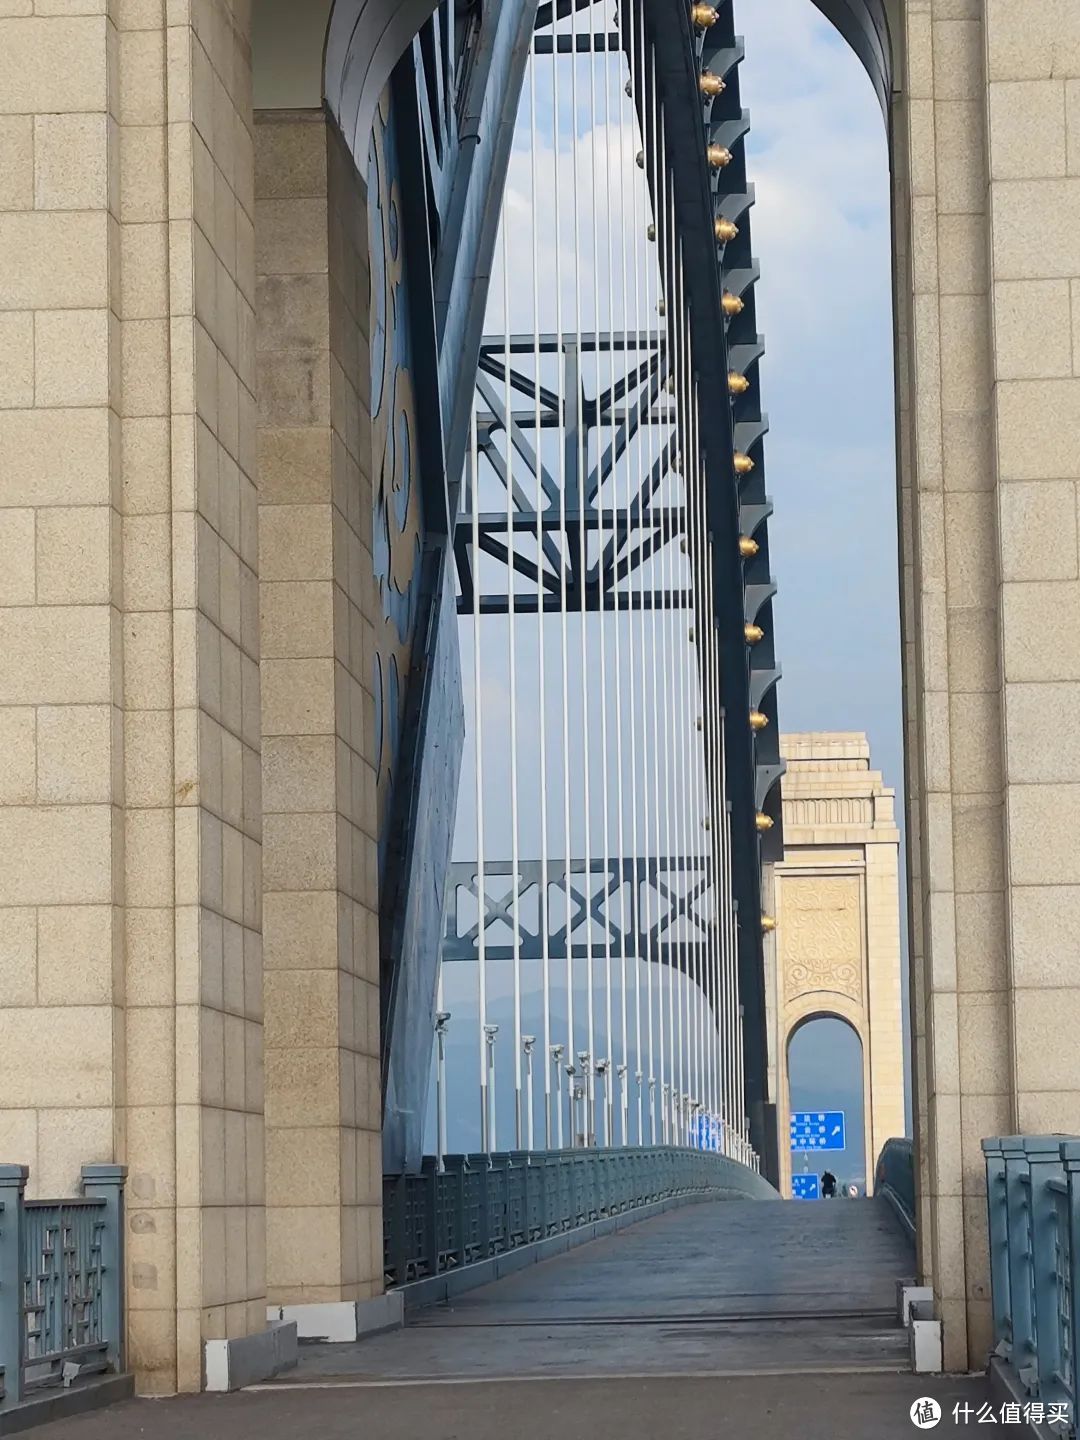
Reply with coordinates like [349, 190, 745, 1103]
[983, 1136, 1080, 1421]
[383, 1146, 776, 1288]
[875, 1136, 915, 1236]
[0, 1164, 126, 1415]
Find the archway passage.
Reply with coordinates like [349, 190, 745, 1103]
[787, 1015, 867, 1196]
[5, 0, 1080, 1400]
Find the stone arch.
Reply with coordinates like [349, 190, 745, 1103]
[780, 1003, 871, 1199]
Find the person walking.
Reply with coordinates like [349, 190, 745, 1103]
[821, 1170, 837, 1198]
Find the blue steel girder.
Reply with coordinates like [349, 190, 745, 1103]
[443, 857, 724, 1008]
[625, 0, 782, 1168]
[325, 0, 542, 1175]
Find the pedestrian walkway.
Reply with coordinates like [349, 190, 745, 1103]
[284, 1196, 919, 1380]
[31, 1199, 989, 1439]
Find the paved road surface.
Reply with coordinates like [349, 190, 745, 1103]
[32, 1372, 990, 1439]
[287, 1195, 918, 1379]
[33, 1199, 990, 1438]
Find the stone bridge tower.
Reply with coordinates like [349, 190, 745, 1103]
[764, 734, 905, 1201]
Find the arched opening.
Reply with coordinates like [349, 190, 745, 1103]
[786, 1013, 867, 1197]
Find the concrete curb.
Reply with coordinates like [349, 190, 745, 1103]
[0, 1374, 134, 1436]
[267, 1294, 405, 1344]
[205, 1321, 298, 1392]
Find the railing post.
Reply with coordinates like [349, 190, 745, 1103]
[1002, 1137, 1038, 1387]
[81, 1164, 127, 1376]
[1061, 1140, 1080, 1417]
[0, 1165, 29, 1411]
[982, 1138, 1011, 1354]
[1025, 1138, 1068, 1408]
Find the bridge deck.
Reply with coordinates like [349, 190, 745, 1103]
[289, 1197, 916, 1382]
[32, 1200, 990, 1439]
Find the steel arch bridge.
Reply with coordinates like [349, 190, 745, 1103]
[323, 0, 812, 1185]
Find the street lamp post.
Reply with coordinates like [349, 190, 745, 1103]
[483, 1023, 499, 1153]
[578, 1052, 592, 1145]
[551, 1044, 565, 1148]
[522, 1036, 536, 1151]
[435, 1010, 451, 1172]
[595, 1059, 610, 1147]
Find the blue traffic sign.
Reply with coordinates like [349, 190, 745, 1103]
[789, 1109, 846, 1152]
[692, 1114, 722, 1152]
[792, 1173, 820, 1200]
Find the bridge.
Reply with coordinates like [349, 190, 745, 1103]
[0, 0, 1079, 1434]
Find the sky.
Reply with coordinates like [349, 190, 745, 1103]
[427, 0, 906, 1173]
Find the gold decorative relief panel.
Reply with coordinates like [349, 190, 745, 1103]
[780, 874, 863, 1003]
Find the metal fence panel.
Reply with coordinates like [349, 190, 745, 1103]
[0, 1164, 126, 1415]
[983, 1134, 1080, 1424]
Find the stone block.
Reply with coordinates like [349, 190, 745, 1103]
[0, 905, 35, 1006]
[992, 179, 1080, 280]
[0, 1006, 114, 1108]
[255, 197, 328, 277]
[124, 612, 172, 710]
[120, 123, 167, 223]
[949, 692, 1003, 795]
[999, 478, 1078, 581]
[1014, 987, 1080, 1090]
[258, 503, 332, 582]
[35, 1107, 113, 1197]
[33, 111, 109, 211]
[937, 214, 988, 297]
[121, 318, 171, 418]
[257, 427, 331, 505]
[0, 407, 110, 506]
[0, 114, 32, 209]
[0, 213, 108, 310]
[992, 279, 1072, 380]
[988, 80, 1066, 181]
[261, 657, 335, 736]
[1005, 681, 1080, 783]
[125, 806, 174, 907]
[255, 116, 328, 202]
[932, 20, 982, 102]
[36, 307, 112, 409]
[264, 1045, 341, 1129]
[934, 101, 985, 217]
[0, 312, 33, 409]
[952, 793, 1006, 894]
[996, 377, 1080, 480]
[125, 709, 173, 807]
[1009, 781, 1080, 885]
[1002, 581, 1080, 681]
[0, 16, 107, 113]
[954, 890, 1007, 995]
[36, 704, 112, 803]
[986, 0, 1080, 83]
[259, 581, 333, 659]
[36, 904, 113, 1005]
[36, 505, 112, 604]
[120, 222, 169, 322]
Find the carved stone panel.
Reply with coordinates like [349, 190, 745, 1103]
[780, 874, 863, 1003]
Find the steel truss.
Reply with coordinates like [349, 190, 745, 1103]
[457, 332, 693, 616]
[443, 857, 722, 1001]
